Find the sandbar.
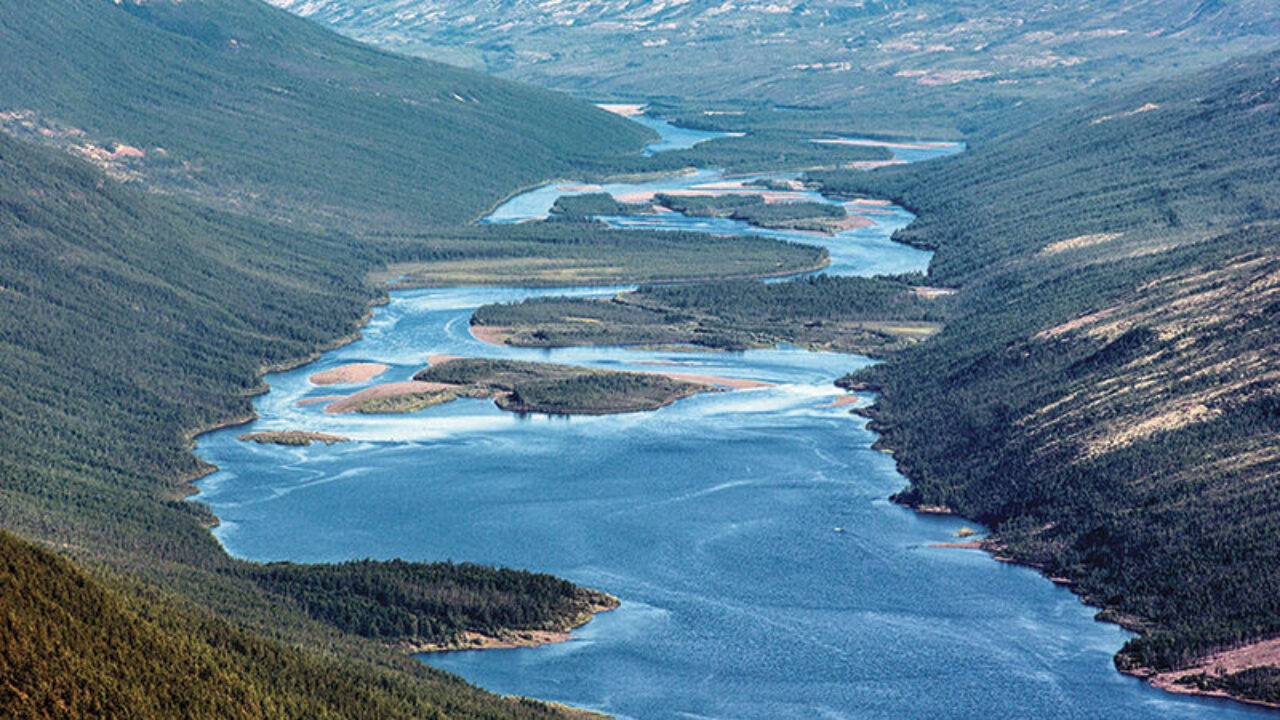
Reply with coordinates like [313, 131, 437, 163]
[297, 395, 345, 406]
[325, 381, 461, 414]
[651, 372, 774, 389]
[817, 395, 861, 408]
[310, 362, 390, 385]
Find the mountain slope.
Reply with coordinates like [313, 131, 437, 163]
[263, 0, 1280, 137]
[0, 529, 590, 720]
[0, 0, 652, 230]
[810, 51, 1280, 703]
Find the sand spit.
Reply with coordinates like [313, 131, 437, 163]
[325, 381, 460, 414]
[297, 395, 345, 406]
[426, 355, 465, 367]
[310, 362, 390, 385]
[652, 372, 774, 389]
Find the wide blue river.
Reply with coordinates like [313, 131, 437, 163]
[194, 118, 1267, 719]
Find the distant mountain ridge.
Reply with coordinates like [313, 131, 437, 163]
[263, 0, 1280, 135]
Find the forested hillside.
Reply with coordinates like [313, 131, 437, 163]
[0, 0, 651, 230]
[0, 119, 626, 717]
[0, 530, 597, 720]
[815, 51, 1280, 702]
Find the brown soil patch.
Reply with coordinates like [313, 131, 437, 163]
[325, 381, 461, 414]
[310, 362, 391, 385]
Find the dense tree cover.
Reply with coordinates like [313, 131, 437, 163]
[241, 560, 616, 645]
[821, 50, 1280, 700]
[549, 193, 652, 219]
[0, 0, 653, 231]
[370, 223, 829, 287]
[0, 127, 618, 717]
[414, 358, 706, 415]
[474, 275, 945, 354]
[0, 530, 587, 720]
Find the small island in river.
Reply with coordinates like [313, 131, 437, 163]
[413, 357, 714, 415]
[237, 431, 351, 446]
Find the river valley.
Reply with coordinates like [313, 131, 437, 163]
[192, 115, 1272, 719]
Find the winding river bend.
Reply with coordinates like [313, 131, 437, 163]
[193, 117, 1269, 719]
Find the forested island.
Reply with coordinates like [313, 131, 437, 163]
[472, 275, 945, 355]
[411, 358, 713, 415]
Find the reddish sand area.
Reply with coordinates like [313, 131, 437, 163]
[830, 215, 875, 231]
[310, 362, 390, 386]
[817, 395, 861, 408]
[1135, 638, 1280, 708]
[653, 372, 775, 389]
[297, 395, 345, 406]
[325, 381, 459, 414]
[426, 355, 464, 367]
[470, 325, 511, 346]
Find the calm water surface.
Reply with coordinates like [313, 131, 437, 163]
[194, 119, 1265, 719]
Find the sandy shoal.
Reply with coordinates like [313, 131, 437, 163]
[653, 372, 775, 389]
[297, 395, 346, 406]
[817, 395, 860, 408]
[325, 381, 460, 414]
[310, 362, 390, 385]
[426, 355, 465, 367]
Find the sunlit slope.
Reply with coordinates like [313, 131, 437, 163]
[819, 51, 1280, 699]
[0, 529, 591, 720]
[0, 0, 652, 230]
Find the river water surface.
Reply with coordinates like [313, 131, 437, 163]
[194, 118, 1268, 719]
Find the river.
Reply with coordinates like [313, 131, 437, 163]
[193, 115, 1269, 719]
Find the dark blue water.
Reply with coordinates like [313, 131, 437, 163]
[193, 121, 1266, 719]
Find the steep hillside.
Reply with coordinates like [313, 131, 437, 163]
[264, 0, 1280, 137]
[812, 52, 1280, 704]
[0, 0, 652, 230]
[0, 529, 593, 720]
